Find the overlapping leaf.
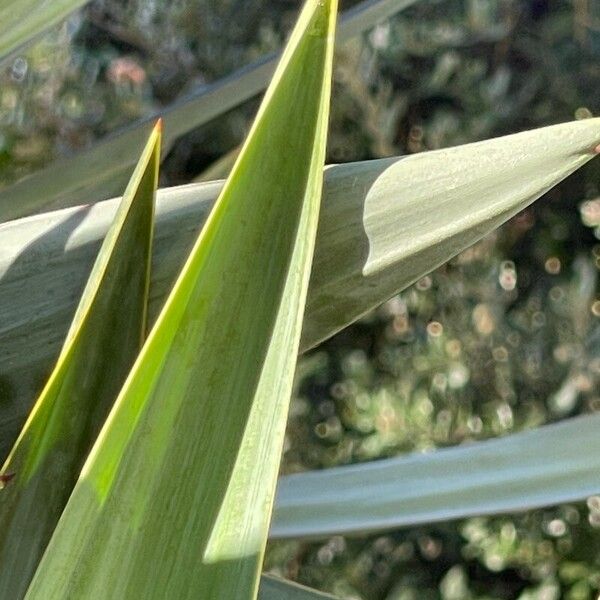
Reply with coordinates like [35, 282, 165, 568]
[25, 0, 337, 598]
[0, 0, 89, 63]
[0, 0, 421, 222]
[259, 575, 339, 599]
[0, 123, 160, 599]
[2, 119, 599, 460]
[271, 414, 600, 538]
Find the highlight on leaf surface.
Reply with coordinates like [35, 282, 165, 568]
[0, 122, 161, 600]
[25, 1, 337, 598]
[1, 118, 599, 461]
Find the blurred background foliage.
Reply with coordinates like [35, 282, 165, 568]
[1, 0, 600, 598]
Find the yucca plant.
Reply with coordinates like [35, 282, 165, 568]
[1, 0, 600, 598]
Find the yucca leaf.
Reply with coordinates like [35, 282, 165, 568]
[195, 146, 241, 183]
[25, 1, 337, 598]
[271, 414, 600, 538]
[303, 119, 600, 348]
[0, 123, 160, 599]
[0, 0, 421, 222]
[0, 0, 89, 63]
[259, 575, 339, 599]
[2, 120, 599, 462]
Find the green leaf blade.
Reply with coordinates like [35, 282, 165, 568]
[303, 118, 600, 348]
[0, 0, 89, 63]
[271, 414, 600, 538]
[0, 123, 161, 599]
[0, 0, 421, 222]
[259, 575, 340, 599]
[25, 1, 337, 598]
[1, 121, 599, 463]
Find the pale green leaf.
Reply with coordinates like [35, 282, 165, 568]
[0, 0, 89, 63]
[0, 123, 160, 599]
[259, 575, 340, 599]
[2, 119, 599, 461]
[25, 1, 337, 598]
[271, 414, 600, 538]
[0, 0, 421, 222]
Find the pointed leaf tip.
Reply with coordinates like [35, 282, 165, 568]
[0, 125, 160, 598]
[23, 0, 338, 596]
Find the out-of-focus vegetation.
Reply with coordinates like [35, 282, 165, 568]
[1, 0, 600, 598]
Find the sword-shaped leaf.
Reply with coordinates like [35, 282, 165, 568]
[259, 575, 339, 599]
[0, 0, 421, 222]
[0, 123, 160, 599]
[271, 414, 600, 538]
[1, 119, 599, 459]
[25, 1, 337, 598]
[0, 0, 89, 63]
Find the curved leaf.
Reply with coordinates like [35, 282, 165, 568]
[271, 414, 600, 538]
